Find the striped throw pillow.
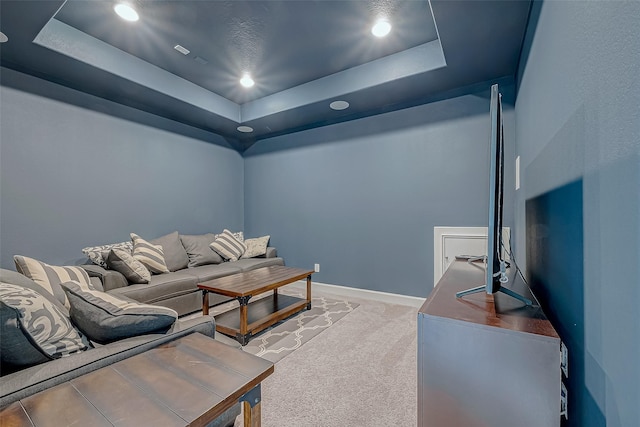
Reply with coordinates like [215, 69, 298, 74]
[210, 229, 247, 261]
[13, 255, 95, 308]
[130, 233, 170, 274]
[61, 281, 177, 343]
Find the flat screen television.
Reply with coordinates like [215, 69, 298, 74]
[456, 84, 532, 306]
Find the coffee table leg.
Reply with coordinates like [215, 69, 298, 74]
[202, 290, 209, 315]
[241, 384, 262, 427]
[237, 296, 252, 345]
[306, 274, 312, 310]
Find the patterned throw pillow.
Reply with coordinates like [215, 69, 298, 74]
[241, 235, 271, 259]
[81, 241, 133, 268]
[13, 255, 96, 308]
[0, 282, 88, 360]
[106, 249, 151, 284]
[130, 233, 170, 274]
[61, 281, 178, 344]
[210, 229, 247, 261]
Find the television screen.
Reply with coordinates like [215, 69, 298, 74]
[456, 84, 532, 306]
[486, 83, 504, 294]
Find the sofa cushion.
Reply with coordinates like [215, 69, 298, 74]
[130, 233, 170, 274]
[106, 249, 150, 284]
[210, 229, 247, 261]
[81, 241, 133, 268]
[241, 235, 271, 259]
[187, 263, 243, 282]
[108, 270, 200, 304]
[61, 281, 178, 344]
[150, 231, 189, 272]
[13, 255, 95, 308]
[232, 257, 285, 272]
[180, 233, 223, 267]
[1, 282, 88, 366]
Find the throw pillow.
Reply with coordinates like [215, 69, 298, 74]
[13, 255, 96, 308]
[150, 231, 189, 272]
[0, 282, 88, 364]
[180, 233, 223, 267]
[61, 281, 178, 344]
[106, 249, 151, 284]
[81, 241, 133, 268]
[241, 235, 271, 259]
[210, 229, 247, 261]
[215, 230, 244, 242]
[130, 233, 170, 274]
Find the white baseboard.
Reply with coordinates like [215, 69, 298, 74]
[288, 280, 426, 308]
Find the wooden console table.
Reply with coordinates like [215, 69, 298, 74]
[199, 265, 313, 345]
[0, 333, 274, 427]
[418, 260, 561, 427]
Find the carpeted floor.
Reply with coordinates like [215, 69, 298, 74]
[235, 288, 419, 427]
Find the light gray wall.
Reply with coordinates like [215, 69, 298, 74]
[515, 1, 639, 425]
[0, 70, 244, 268]
[244, 88, 515, 297]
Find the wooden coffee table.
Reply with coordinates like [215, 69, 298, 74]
[0, 333, 274, 427]
[199, 265, 314, 345]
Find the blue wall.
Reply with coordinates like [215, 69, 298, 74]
[515, 1, 640, 425]
[244, 89, 515, 297]
[0, 69, 244, 268]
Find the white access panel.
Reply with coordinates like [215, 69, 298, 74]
[433, 227, 510, 286]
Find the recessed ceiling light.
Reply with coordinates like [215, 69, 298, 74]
[371, 19, 391, 38]
[114, 3, 139, 22]
[330, 100, 350, 111]
[0, 32, 8, 43]
[240, 74, 255, 88]
[237, 126, 254, 133]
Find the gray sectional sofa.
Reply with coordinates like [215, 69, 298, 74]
[80, 231, 284, 316]
[0, 231, 283, 426]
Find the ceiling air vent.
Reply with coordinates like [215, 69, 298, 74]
[194, 56, 209, 65]
[174, 44, 190, 55]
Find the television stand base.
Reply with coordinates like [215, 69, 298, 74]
[456, 285, 533, 306]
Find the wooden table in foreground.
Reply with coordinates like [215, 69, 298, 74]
[0, 333, 274, 427]
[198, 265, 314, 345]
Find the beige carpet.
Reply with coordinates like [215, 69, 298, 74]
[236, 289, 419, 427]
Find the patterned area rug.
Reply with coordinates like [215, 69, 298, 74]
[240, 293, 358, 363]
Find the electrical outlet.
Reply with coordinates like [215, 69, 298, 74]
[561, 342, 569, 378]
[314, 263, 320, 273]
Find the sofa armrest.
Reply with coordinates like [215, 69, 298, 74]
[258, 247, 277, 258]
[80, 264, 128, 292]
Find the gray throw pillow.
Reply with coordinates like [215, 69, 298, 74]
[1, 282, 88, 367]
[106, 249, 151, 284]
[150, 231, 189, 272]
[61, 281, 178, 344]
[180, 233, 223, 267]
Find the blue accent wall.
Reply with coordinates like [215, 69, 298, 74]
[515, 1, 640, 425]
[244, 89, 516, 297]
[0, 69, 244, 268]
